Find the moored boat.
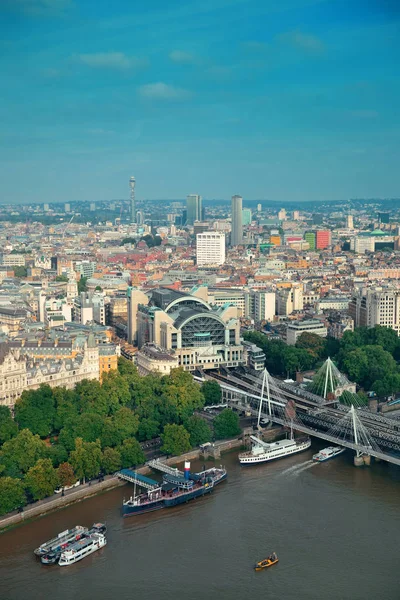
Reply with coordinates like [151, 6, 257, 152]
[34, 525, 88, 557]
[239, 434, 311, 465]
[313, 446, 346, 462]
[58, 531, 106, 566]
[122, 462, 227, 517]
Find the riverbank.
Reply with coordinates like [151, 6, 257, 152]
[0, 435, 248, 532]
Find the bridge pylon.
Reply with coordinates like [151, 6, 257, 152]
[307, 357, 356, 401]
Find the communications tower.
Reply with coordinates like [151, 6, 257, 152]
[129, 176, 136, 223]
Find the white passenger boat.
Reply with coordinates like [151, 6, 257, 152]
[312, 446, 345, 462]
[34, 525, 88, 556]
[58, 531, 106, 566]
[239, 434, 311, 465]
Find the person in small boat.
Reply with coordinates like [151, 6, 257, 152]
[269, 552, 277, 561]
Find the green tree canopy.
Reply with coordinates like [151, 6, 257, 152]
[201, 380, 222, 405]
[14, 385, 56, 438]
[69, 438, 102, 481]
[119, 438, 145, 468]
[101, 371, 131, 412]
[53, 387, 79, 431]
[0, 429, 47, 478]
[213, 409, 241, 440]
[77, 276, 88, 293]
[75, 379, 110, 415]
[295, 332, 326, 359]
[25, 458, 59, 501]
[0, 477, 26, 516]
[55, 274, 69, 282]
[102, 447, 122, 474]
[137, 418, 160, 442]
[161, 424, 191, 456]
[185, 416, 212, 447]
[57, 462, 76, 488]
[0, 406, 18, 445]
[13, 266, 28, 278]
[161, 368, 205, 422]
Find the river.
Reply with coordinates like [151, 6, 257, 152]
[1, 445, 400, 600]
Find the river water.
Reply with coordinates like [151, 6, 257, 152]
[1, 445, 400, 600]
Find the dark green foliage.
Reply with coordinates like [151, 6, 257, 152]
[0, 429, 47, 478]
[161, 424, 191, 456]
[102, 447, 122, 474]
[0, 477, 26, 515]
[201, 380, 222, 405]
[14, 385, 56, 438]
[213, 409, 241, 440]
[0, 406, 18, 445]
[77, 276, 88, 293]
[25, 458, 59, 501]
[185, 416, 212, 447]
[120, 438, 145, 468]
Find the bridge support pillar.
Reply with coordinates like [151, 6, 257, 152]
[353, 455, 364, 467]
[363, 455, 371, 466]
[375, 457, 381, 463]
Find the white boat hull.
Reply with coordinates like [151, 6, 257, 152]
[58, 538, 106, 566]
[313, 447, 346, 462]
[239, 439, 311, 465]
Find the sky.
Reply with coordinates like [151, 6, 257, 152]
[0, 0, 399, 204]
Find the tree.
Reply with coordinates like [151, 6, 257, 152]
[0, 429, 47, 477]
[161, 368, 205, 422]
[69, 438, 102, 481]
[161, 424, 191, 456]
[101, 371, 131, 412]
[0, 406, 18, 445]
[55, 274, 69, 282]
[201, 380, 222, 406]
[75, 379, 110, 415]
[137, 418, 160, 442]
[25, 458, 59, 501]
[57, 462, 76, 488]
[120, 438, 145, 468]
[78, 276, 88, 293]
[102, 447, 122, 474]
[53, 387, 79, 431]
[295, 332, 326, 359]
[185, 416, 212, 447]
[282, 346, 315, 377]
[0, 477, 26, 516]
[112, 407, 139, 440]
[14, 385, 56, 438]
[13, 266, 28, 278]
[213, 409, 241, 440]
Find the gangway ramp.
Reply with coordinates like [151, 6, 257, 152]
[147, 459, 183, 477]
[118, 469, 159, 490]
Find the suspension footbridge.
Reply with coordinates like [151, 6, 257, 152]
[205, 362, 400, 467]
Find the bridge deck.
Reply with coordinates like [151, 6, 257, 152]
[118, 469, 159, 489]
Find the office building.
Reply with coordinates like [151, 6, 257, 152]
[352, 235, 375, 254]
[136, 210, 144, 226]
[253, 291, 276, 322]
[193, 221, 210, 236]
[186, 194, 202, 225]
[378, 212, 390, 224]
[316, 230, 331, 250]
[276, 286, 303, 316]
[129, 176, 136, 223]
[64, 203, 71, 213]
[196, 232, 226, 266]
[278, 208, 287, 221]
[231, 195, 243, 246]
[293, 210, 300, 220]
[349, 287, 400, 335]
[286, 320, 328, 345]
[43, 204, 49, 211]
[304, 232, 316, 250]
[242, 208, 252, 226]
[346, 215, 354, 229]
[90, 202, 96, 211]
[257, 203, 262, 213]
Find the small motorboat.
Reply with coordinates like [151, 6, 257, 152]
[254, 554, 279, 571]
[41, 552, 60, 565]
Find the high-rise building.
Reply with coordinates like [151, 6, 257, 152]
[293, 210, 300, 220]
[136, 210, 144, 226]
[186, 194, 202, 225]
[278, 208, 287, 221]
[196, 232, 225, 266]
[257, 203, 262, 212]
[352, 236, 375, 254]
[231, 195, 243, 246]
[253, 291, 275, 322]
[64, 203, 71, 213]
[349, 286, 400, 335]
[316, 230, 331, 249]
[378, 212, 390, 224]
[304, 232, 316, 250]
[346, 215, 354, 229]
[242, 208, 252, 226]
[43, 204, 49, 211]
[90, 202, 96, 211]
[129, 176, 136, 223]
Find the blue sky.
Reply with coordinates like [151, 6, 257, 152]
[0, 0, 399, 204]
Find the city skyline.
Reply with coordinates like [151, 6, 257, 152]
[1, 1, 399, 204]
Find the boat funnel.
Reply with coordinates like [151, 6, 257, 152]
[184, 461, 190, 480]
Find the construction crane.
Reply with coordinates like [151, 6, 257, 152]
[62, 215, 74, 240]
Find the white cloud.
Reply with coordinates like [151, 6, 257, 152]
[278, 31, 325, 53]
[76, 52, 148, 70]
[169, 50, 196, 64]
[138, 82, 191, 100]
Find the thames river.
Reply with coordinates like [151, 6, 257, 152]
[1, 446, 400, 600]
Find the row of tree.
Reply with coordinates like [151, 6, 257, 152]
[244, 325, 400, 398]
[0, 362, 239, 515]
